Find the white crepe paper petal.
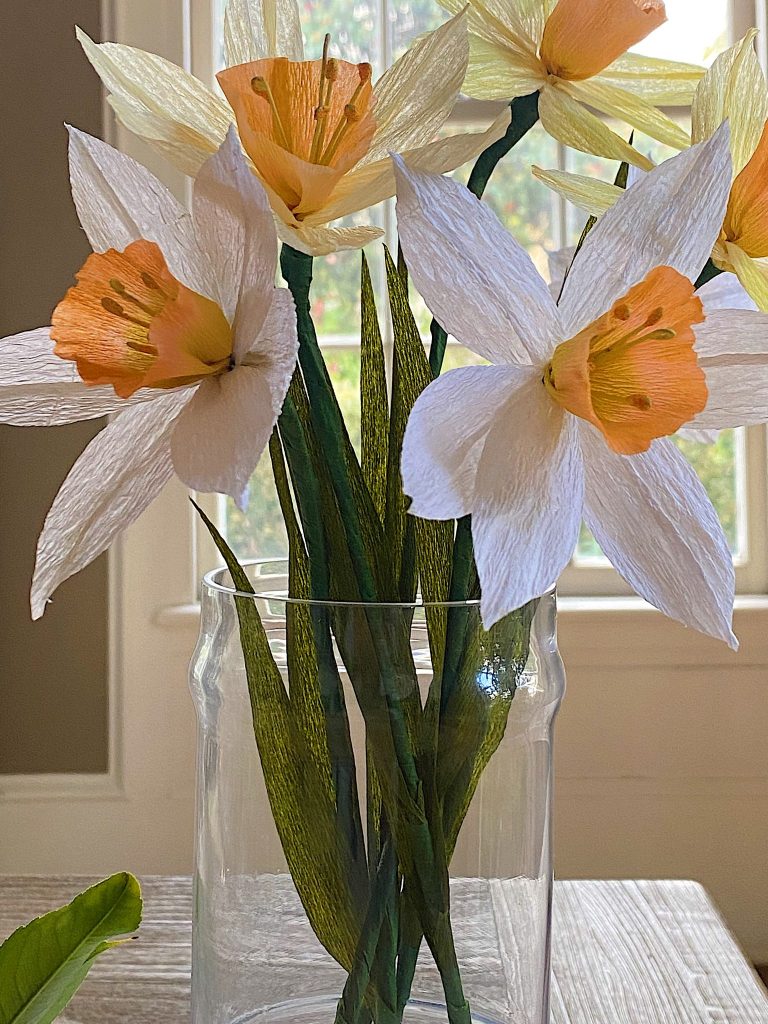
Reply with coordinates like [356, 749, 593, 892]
[394, 156, 561, 366]
[690, 309, 768, 428]
[697, 272, 757, 312]
[67, 127, 217, 302]
[170, 365, 275, 506]
[31, 391, 190, 619]
[559, 124, 733, 336]
[402, 364, 536, 520]
[0, 329, 138, 425]
[471, 380, 584, 627]
[193, 128, 278, 350]
[581, 427, 736, 648]
[241, 289, 298, 408]
[224, 0, 304, 65]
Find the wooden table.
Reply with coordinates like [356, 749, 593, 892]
[1, 877, 767, 1023]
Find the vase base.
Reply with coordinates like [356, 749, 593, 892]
[231, 995, 504, 1024]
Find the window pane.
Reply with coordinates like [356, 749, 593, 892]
[633, 0, 729, 65]
[575, 429, 746, 563]
[389, 0, 447, 59]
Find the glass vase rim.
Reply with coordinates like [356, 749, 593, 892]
[202, 559, 556, 610]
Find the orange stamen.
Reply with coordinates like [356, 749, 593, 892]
[544, 266, 707, 455]
[51, 239, 233, 398]
[217, 55, 376, 218]
[540, 0, 666, 81]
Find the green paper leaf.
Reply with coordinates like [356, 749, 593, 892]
[360, 253, 389, 525]
[192, 501, 368, 970]
[0, 872, 141, 1024]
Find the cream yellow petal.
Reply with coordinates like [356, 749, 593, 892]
[311, 108, 512, 226]
[724, 242, 768, 311]
[691, 31, 768, 175]
[531, 166, 623, 216]
[436, 0, 538, 55]
[538, 84, 653, 169]
[462, 36, 545, 101]
[108, 96, 218, 176]
[276, 221, 383, 256]
[564, 78, 690, 150]
[77, 29, 232, 152]
[598, 52, 704, 104]
[364, 13, 469, 164]
[224, 0, 304, 65]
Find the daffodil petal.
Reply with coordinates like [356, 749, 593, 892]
[170, 366, 275, 505]
[532, 166, 623, 217]
[402, 364, 535, 520]
[473, 380, 583, 628]
[276, 222, 384, 257]
[691, 31, 768, 173]
[76, 29, 232, 154]
[597, 52, 704, 104]
[697, 272, 756, 312]
[538, 85, 653, 170]
[393, 155, 561, 365]
[317, 107, 511, 226]
[67, 127, 218, 302]
[690, 309, 768, 428]
[107, 94, 217, 176]
[725, 242, 768, 311]
[240, 289, 298, 406]
[559, 124, 732, 336]
[462, 36, 544, 99]
[30, 391, 190, 619]
[563, 78, 691, 151]
[365, 12, 469, 163]
[192, 129, 278, 347]
[581, 426, 736, 648]
[0, 328, 144, 425]
[224, 0, 304, 65]
[436, 0, 539, 54]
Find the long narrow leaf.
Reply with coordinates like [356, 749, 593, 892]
[193, 502, 368, 967]
[360, 253, 389, 524]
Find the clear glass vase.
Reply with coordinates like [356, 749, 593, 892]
[190, 561, 565, 1024]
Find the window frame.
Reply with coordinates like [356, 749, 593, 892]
[192, 0, 768, 598]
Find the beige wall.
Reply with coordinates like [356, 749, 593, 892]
[0, 0, 109, 773]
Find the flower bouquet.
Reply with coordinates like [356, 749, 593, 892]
[3, 1, 768, 1023]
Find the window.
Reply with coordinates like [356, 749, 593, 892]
[211, 0, 766, 596]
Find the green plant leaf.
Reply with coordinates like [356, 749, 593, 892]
[360, 252, 389, 525]
[192, 501, 368, 969]
[0, 872, 141, 1024]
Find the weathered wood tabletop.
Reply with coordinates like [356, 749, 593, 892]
[1, 877, 767, 1023]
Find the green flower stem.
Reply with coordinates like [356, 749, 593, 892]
[280, 245, 469, 1024]
[429, 90, 541, 377]
[695, 258, 722, 289]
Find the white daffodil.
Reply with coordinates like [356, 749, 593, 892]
[535, 33, 768, 309]
[0, 128, 297, 618]
[435, 0, 702, 169]
[77, 0, 511, 256]
[394, 123, 768, 647]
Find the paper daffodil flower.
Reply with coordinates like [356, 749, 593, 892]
[535, 33, 768, 309]
[77, 0, 510, 256]
[394, 123, 768, 647]
[0, 127, 298, 618]
[435, 0, 702, 169]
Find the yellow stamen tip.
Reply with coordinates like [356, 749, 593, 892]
[101, 296, 124, 316]
[613, 303, 631, 321]
[325, 58, 339, 82]
[631, 394, 653, 411]
[357, 63, 372, 82]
